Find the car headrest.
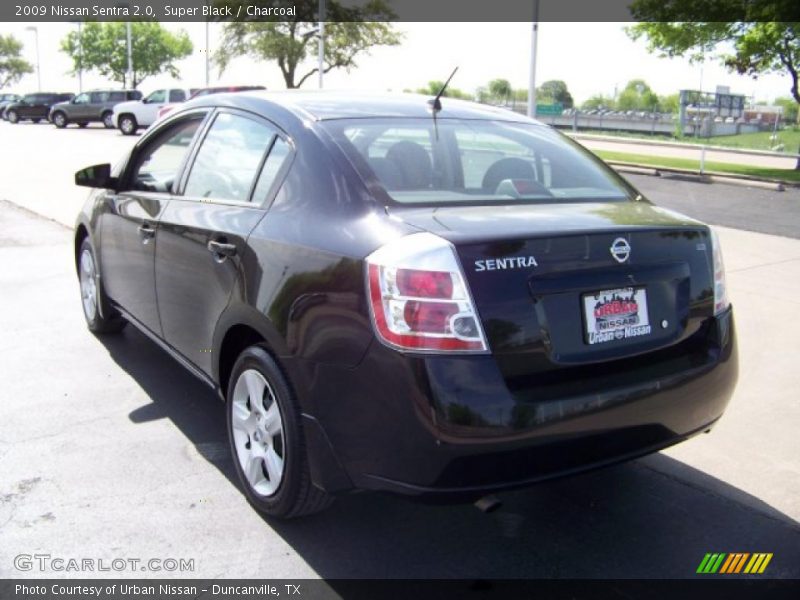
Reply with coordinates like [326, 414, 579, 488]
[385, 141, 432, 190]
[482, 157, 537, 193]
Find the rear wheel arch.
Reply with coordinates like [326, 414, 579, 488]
[74, 225, 90, 275]
[213, 304, 291, 391]
[217, 324, 269, 397]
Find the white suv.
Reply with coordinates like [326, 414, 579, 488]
[113, 88, 193, 135]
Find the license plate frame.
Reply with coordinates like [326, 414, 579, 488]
[582, 286, 652, 345]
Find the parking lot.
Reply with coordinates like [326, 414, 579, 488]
[0, 120, 798, 579]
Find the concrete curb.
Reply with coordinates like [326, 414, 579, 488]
[608, 162, 791, 192]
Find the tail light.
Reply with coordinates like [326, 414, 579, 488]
[710, 228, 729, 315]
[366, 233, 488, 353]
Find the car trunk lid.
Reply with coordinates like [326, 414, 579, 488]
[387, 201, 714, 370]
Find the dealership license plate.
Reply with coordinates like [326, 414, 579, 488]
[583, 287, 652, 345]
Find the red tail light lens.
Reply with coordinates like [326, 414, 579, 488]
[365, 233, 488, 353]
[396, 269, 453, 298]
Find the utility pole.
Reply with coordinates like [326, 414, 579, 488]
[318, 0, 325, 89]
[527, 0, 540, 118]
[126, 21, 133, 88]
[25, 26, 40, 91]
[78, 22, 83, 93]
[205, 19, 210, 86]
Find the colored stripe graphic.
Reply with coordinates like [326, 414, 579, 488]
[697, 553, 727, 573]
[698, 553, 773, 574]
[744, 553, 773, 574]
[720, 553, 749, 573]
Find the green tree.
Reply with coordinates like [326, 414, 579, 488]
[617, 79, 660, 112]
[537, 80, 574, 108]
[659, 93, 680, 114]
[414, 80, 471, 100]
[775, 96, 799, 124]
[581, 94, 615, 110]
[513, 88, 528, 103]
[0, 34, 33, 89]
[61, 22, 192, 88]
[627, 0, 800, 166]
[488, 78, 512, 105]
[216, 0, 401, 89]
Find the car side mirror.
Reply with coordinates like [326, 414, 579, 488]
[75, 164, 117, 190]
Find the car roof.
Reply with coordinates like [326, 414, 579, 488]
[189, 90, 540, 124]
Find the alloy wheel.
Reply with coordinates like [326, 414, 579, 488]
[231, 369, 285, 497]
[79, 248, 98, 322]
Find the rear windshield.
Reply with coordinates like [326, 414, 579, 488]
[323, 118, 633, 205]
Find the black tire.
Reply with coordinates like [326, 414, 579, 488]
[7, 110, 18, 123]
[226, 345, 333, 519]
[52, 111, 68, 128]
[77, 238, 126, 334]
[119, 114, 137, 135]
[31, 118, 41, 124]
[102, 111, 115, 129]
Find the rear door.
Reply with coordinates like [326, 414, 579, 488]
[87, 91, 108, 120]
[99, 112, 208, 335]
[69, 92, 92, 121]
[26, 94, 51, 119]
[155, 109, 293, 375]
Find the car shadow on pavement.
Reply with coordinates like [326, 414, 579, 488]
[99, 326, 800, 579]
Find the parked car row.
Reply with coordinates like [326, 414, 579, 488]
[563, 108, 677, 120]
[1, 85, 265, 135]
[51, 89, 142, 129]
[1, 92, 74, 123]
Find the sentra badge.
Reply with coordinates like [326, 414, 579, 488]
[475, 256, 538, 272]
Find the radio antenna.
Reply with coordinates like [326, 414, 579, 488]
[428, 66, 458, 140]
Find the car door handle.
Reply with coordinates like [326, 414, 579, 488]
[137, 223, 155, 241]
[207, 240, 237, 258]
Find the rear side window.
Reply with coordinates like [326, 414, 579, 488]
[169, 90, 186, 102]
[324, 118, 632, 205]
[251, 137, 292, 203]
[108, 92, 125, 102]
[183, 112, 276, 203]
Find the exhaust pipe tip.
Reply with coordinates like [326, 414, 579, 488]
[474, 495, 502, 514]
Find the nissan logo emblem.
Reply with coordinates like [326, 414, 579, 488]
[610, 238, 631, 263]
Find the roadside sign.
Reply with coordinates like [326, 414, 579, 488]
[536, 103, 563, 115]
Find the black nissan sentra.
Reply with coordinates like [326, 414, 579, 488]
[73, 92, 737, 518]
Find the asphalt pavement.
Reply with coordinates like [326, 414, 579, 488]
[0, 121, 799, 580]
[624, 172, 800, 240]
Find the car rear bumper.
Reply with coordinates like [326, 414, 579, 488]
[296, 308, 737, 499]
